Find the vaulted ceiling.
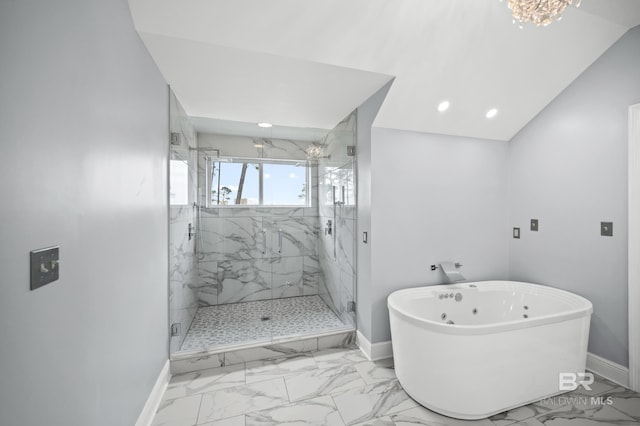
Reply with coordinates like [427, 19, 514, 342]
[129, 0, 640, 141]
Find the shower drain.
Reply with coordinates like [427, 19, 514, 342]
[260, 316, 271, 321]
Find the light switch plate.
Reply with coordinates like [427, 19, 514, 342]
[601, 222, 613, 237]
[30, 246, 59, 290]
[531, 219, 539, 231]
[513, 227, 520, 239]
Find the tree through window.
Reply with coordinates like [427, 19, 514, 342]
[208, 158, 309, 207]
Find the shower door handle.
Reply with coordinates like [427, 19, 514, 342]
[261, 230, 267, 255]
[278, 229, 283, 254]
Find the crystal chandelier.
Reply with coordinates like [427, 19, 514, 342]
[507, 0, 580, 27]
[305, 143, 329, 160]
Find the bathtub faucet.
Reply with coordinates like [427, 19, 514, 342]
[430, 262, 466, 283]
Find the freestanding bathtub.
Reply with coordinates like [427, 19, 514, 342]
[388, 281, 593, 419]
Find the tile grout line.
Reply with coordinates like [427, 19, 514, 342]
[607, 405, 639, 423]
[193, 394, 204, 426]
[329, 394, 349, 426]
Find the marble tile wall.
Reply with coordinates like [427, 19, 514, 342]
[317, 112, 358, 327]
[194, 133, 323, 307]
[196, 206, 321, 305]
[169, 90, 199, 353]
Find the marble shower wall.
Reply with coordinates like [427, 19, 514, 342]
[195, 133, 322, 306]
[169, 90, 199, 353]
[318, 112, 357, 326]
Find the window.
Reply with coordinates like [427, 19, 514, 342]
[207, 158, 309, 207]
[169, 160, 189, 205]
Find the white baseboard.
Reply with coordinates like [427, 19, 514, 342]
[356, 331, 393, 361]
[586, 352, 629, 388]
[136, 360, 171, 426]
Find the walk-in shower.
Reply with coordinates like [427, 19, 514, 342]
[168, 90, 357, 358]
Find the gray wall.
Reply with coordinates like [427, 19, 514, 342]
[356, 81, 393, 341]
[508, 25, 640, 367]
[0, 1, 169, 425]
[368, 129, 510, 343]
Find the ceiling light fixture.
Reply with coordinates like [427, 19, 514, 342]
[257, 122, 273, 128]
[506, 0, 580, 27]
[486, 108, 498, 119]
[437, 101, 450, 112]
[305, 142, 330, 161]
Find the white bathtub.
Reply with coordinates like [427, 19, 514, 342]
[387, 281, 593, 420]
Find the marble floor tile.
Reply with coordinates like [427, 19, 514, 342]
[312, 347, 368, 369]
[503, 419, 546, 426]
[350, 417, 394, 426]
[199, 416, 245, 426]
[533, 403, 640, 425]
[197, 377, 289, 424]
[354, 358, 396, 385]
[245, 353, 318, 384]
[332, 379, 418, 425]
[245, 395, 345, 425]
[151, 394, 202, 426]
[390, 405, 496, 426]
[490, 396, 571, 426]
[284, 363, 366, 402]
[164, 364, 245, 400]
[153, 347, 640, 426]
[565, 374, 620, 398]
[604, 387, 640, 421]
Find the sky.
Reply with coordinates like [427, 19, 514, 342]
[214, 161, 307, 206]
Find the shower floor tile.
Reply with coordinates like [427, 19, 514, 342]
[180, 295, 347, 351]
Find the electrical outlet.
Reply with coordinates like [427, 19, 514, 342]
[530, 219, 539, 232]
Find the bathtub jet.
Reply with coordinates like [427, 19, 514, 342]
[387, 280, 593, 420]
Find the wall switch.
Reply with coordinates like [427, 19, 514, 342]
[171, 323, 181, 336]
[30, 246, 59, 290]
[513, 227, 520, 239]
[530, 219, 539, 231]
[601, 221, 613, 237]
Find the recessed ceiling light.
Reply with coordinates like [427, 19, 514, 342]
[437, 101, 450, 112]
[257, 122, 273, 128]
[486, 108, 498, 119]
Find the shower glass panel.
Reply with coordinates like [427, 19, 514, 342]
[317, 112, 357, 329]
[168, 108, 357, 357]
[168, 90, 199, 354]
